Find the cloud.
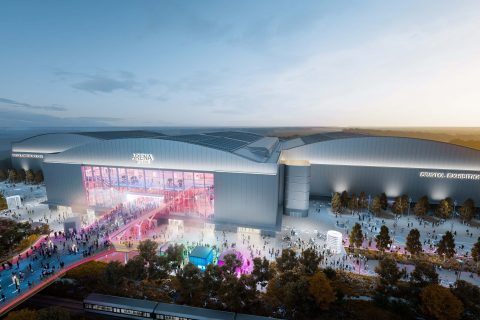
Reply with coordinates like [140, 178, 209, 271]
[54, 70, 157, 94]
[0, 97, 67, 111]
[72, 75, 140, 93]
[0, 109, 122, 127]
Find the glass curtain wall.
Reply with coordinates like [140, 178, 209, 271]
[81, 166, 215, 219]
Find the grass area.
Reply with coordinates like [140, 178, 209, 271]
[346, 247, 479, 274]
[330, 270, 377, 297]
[0, 233, 40, 263]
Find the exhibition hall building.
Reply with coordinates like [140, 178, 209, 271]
[10, 130, 480, 231]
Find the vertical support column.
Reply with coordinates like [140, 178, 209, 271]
[284, 163, 310, 217]
[124, 252, 129, 264]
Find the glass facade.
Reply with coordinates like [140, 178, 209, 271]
[81, 166, 214, 219]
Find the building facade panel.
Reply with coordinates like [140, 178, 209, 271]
[214, 172, 279, 229]
[43, 162, 86, 209]
[310, 164, 480, 203]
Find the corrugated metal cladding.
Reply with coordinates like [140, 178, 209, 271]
[282, 136, 480, 170]
[214, 172, 279, 229]
[311, 164, 480, 203]
[43, 162, 85, 209]
[284, 165, 310, 217]
[44, 138, 277, 175]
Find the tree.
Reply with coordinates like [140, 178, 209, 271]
[349, 223, 364, 250]
[459, 198, 475, 222]
[25, 169, 34, 184]
[276, 248, 298, 273]
[410, 260, 439, 287]
[331, 192, 342, 213]
[220, 253, 242, 275]
[375, 256, 405, 290]
[218, 273, 257, 313]
[308, 272, 336, 311]
[34, 170, 44, 184]
[420, 284, 464, 320]
[406, 228, 422, 255]
[340, 190, 349, 208]
[138, 239, 158, 264]
[347, 193, 359, 213]
[266, 272, 314, 319]
[104, 261, 125, 289]
[452, 280, 480, 319]
[299, 247, 322, 275]
[358, 192, 368, 211]
[65, 260, 107, 292]
[375, 225, 392, 252]
[414, 196, 429, 217]
[8, 169, 17, 183]
[371, 196, 382, 215]
[17, 169, 26, 183]
[379, 192, 388, 210]
[472, 237, 480, 268]
[166, 243, 185, 267]
[124, 256, 147, 281]
[252, 257, 273, 288]
[38, 306, 71, 320]
[4, 309, 39, 320]
[202, 263, 223, 305]
[436, 198, 453, 219]
[437, 231, 456, 260]
[175, 262, 203, 306]
[392, 194, 409, 215]
[0, 169, 7, 181]
[0, 193, 7, 210]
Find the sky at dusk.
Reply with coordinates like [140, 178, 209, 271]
[0, 0, 479, 127]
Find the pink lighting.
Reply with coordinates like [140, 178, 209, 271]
[81, 166, 214, 219]
[218, 249, 254, 275]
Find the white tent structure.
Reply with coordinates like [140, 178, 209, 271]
[326, 230, 343, 254]
[6, 195, 22, 209]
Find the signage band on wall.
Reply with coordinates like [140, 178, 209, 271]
[419, 171, 480, 181]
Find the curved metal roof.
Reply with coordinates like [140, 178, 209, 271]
[76, 130, 164, 139]
[44, 138, 278, 175]
[156, 131, 263, 152]
[281, 136, 480, 171]
[12, 133, 100, 154]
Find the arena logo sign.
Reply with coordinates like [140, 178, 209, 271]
[132, 153, 154, 164]
[419, 171, 480, 181]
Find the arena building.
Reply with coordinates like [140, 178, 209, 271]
[10, 130, 480, 231]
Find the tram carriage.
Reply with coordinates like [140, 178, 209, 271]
[84, 293, 278, 320]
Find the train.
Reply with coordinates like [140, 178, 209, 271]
[84, 293, 280, 320]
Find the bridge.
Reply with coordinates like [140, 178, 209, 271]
[0, 206, 160, 317]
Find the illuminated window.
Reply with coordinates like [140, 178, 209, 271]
[81, 166, 214, 219]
